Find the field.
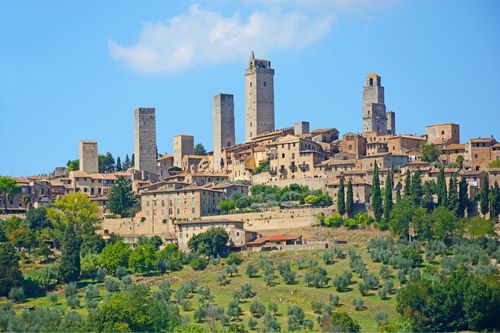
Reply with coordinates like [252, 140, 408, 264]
[11, 235, 403, 332]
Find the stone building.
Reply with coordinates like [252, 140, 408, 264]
[387, 135, 427, 155]
[134, 108, 157, 174]
[79, 140, 98, 173]
[213, 93, 235, 171]
[173, 134, 194, 168]
[175, 220, 257, 251]
[465, 137, 496, 171]
[293, 121, 310, 135]
[342, 133, 367, 158]
[386, 111, 396, 134]
[245, 51, 275, 142]
[362, 73, 388, 134]
[425, 123, 460, 146]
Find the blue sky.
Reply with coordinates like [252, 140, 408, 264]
[1, 0, 499, 176]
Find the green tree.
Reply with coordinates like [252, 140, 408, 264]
[194, 143, 207, 155]
[0, 242, 22, 296]
[390, 198, 413, 239]
[264, 312, 281, 332]
[403, 169, 411, 197]
[372, 164, 382, 221]
[422, 181, 434, 212]
[490, 181, 500, 221]
[479, 174, 490, 215]
[59, 221, 81, 283]
[129, 243, 157, 274]
[66, 159, 79, 172]
[123, 154, 131, 169]
[99, 152, 115, 173]
[437, 167, 447, 207]
[218, 199, 235, 213]
[421, 143, 439, 162]
[457, 177, 468, 218]
[321, 312, 361, 333]
[464, 216, 495, 238]
[0, 176, 21, 212]
[410, 169, 423, 206]
[447, 175, 458, 214]
[188, 227, 229, 257]
[431, 206, 455, 240]
[337, 177, 345, 216]
[99, 240, 131, 273]
[116, 156, 122, 171]
[108, 176, 139, 217]
[383, 171, 393, 222]
[346, 179, 354, 217]
[246, 263, 258, 278]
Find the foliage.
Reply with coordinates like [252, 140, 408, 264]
[24, 264, 58, 291]
[89, 284, 182, 332]
[304, 266, 329, 288]
[254, 161, 270, 174]
[321, 312, 361, 333]
[0, 242, 22, 296]
[372, 164, 383, 221]
[337, 177, 345, 216]
[384, 171, 393, 222]
[194, 143, 207, 156]
[226, 253, 243, 265]
[8, 287, 25, 303]
[188, 227, 229, 257]
[128, 243, 157, 274]
[108, 176, 139, 217]
[66, 159, 79, 172]
[249, 300, 266, 318]
[263, 312, 281, 332]
[0, 177, 21, 212]
[246, 263, 258, 278]
[410, 169, 423, 206]
[99, 240, 131, 273]
[324, 213, 343, 228]
[464, 216, 495, 238]
[480, 174, 490, 215]
[59, 221, 81, 283]
[437, 167, 447, 207]
[421, 143, 439, 162]
[190, 256, 208, 271]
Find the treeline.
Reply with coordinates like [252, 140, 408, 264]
[219, 184, 332, 213]
[66, 153, 135, 173]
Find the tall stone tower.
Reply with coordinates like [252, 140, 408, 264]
[134, 108, 157, 174]
[213, 93, 235, 171]
[362, 73, 387, 134]
[173, 134, 194, 168]
[386, 111, 396, 135]
[245, 51, 275, 142]
[79, 140, 98, 173]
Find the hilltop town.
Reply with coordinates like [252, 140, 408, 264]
[2, 52, 499, 248]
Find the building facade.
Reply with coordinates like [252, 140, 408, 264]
[134, 108, 157, 174]
[79, 140, 98, 173]
[173, 134, 194, 168]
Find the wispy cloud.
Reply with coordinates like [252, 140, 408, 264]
[109, 4, 333, 74]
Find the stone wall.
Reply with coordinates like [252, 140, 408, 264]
[79, 140, 98, 173]
[213, 94, 235, 171]
[134, 108, 157, 174]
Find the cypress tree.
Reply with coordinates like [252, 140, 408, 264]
[490, 181, 500, 221]
[372, 164, 382, 221]
[410, 169, 423, 206]
[337, 177, 345, 216]
[422, 181, 434, 212]
[131, 153, 135, 167]
[0, 242, 22, 296]
[403, 169, 411, 197]
[480, 173, 490, 216]
[116, 156, 122, 171]
[346, 179, 354, 217]
[123, 154, 131, 169]
[437, 167, 447, 207]
[457, 177, 468, 218]
[447, 175, 458, 214]
[383, 170, 393, 222]
[396, 188, 402, 203]
[59, 221, 81, 283]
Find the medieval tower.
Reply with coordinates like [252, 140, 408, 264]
[79, 140, 98, 173]
[362, 73, 388, 134]
[245, 51, 275, 142]
[213, 93, 235, 171]
[134, 107, 157, 174]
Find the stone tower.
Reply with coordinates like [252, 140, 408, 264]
[362, 73, 387, 134]
[245, 51, 275, 142]
[213, 93, 235, 171]
[386, 111, 396, 135]
[134, 108, 157, 174]
[173, 134, 194, 168]
[79, 140, 98, 173]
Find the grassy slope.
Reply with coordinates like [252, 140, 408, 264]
[12, 242, 401, 332]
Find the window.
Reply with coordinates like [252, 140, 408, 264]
[250, 82, 252, 87]
[282, 153, 285, 158]
[264, 81, 267, 87]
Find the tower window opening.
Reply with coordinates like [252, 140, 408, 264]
[369, 78, 374, 86]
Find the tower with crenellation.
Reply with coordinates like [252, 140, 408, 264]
[245, 51, 275, 142]
[362, 72, 388, 134]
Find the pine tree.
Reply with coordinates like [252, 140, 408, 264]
[346, 179, 354, 217]
[116, 156, 122, 171]
[437, 167, 447, 207]
[337, 177, 345, 216]
[59, 221, 81, 283]
[108, 176, 139, 217]
[123, 154, 131, 169]
[403, 169, 411, 197]
[383, 170, 393, 222]
[372, 164, 383, 221]
[410, 169, 423, 206]
[447, 175, 458, 214]
[480, 173, 490, 216]
[490, 181, 500, 221]
[0, 242, 22, 296]
[457, 177, 468, 218]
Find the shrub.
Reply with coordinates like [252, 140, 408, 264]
[322, 251, 335, 265]
[66, 295, 80, 309]
[249, 300, 266, 318]
[352, 298, 365, 311]
[358, 282, 369, 296]
[248, 317, 258, 330]
[246, 263, 259, 278]
[217, 273, 228, 286]
[8, 287, 25, 303]
[325, 214, 343, 228]
[311, 300, 324, 314]
[240, 283, 254, 299]
[226, 253, 242, 265]
[190, 257, 208, 271]
[379, 265, 391, 280]
[225, 263, 238, 277]
[375, 311, 389, 326]
[48, 293, 58, 306]
[282, 270, 296, 285]
[104, 277, 122, 293]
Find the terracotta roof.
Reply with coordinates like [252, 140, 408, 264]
[175, 219, 244, 226]
[247, 234, 302, 245]
[470, 138, 496, 143]
[425, 123, 459, 127]
[442, 144, 465, 150]
[311, 128, 338, 135]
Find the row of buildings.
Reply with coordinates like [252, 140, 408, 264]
[2, 53, 499, 249]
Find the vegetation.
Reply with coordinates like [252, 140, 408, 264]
[107, 176, 139, 217]
[0, 176, 21, 212]
[194, 143, 207, 156]
[188, 227, 229, 257]
[421, 143, 440, 162]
